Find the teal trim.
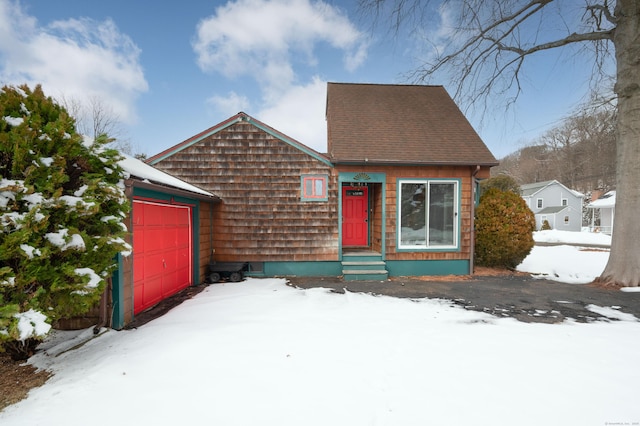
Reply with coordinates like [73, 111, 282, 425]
[111, 253, 125, 330]
[148, 117, 240, 165]
[132, 187, 202, 286]
[386, 260, 470, 276]
[149, 114, 334, 167]
[395, 178, 462, 252]
[248, 118, 333, 167]
[192, 201, 201, 284]
[338, 172, 386, 260]
[339, 172, 386, 183]
[263, 261, 342, 276]
[133, 187, 200, 206]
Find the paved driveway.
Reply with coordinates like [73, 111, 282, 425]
[287, 275, 640, 323]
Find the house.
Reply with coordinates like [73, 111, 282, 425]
[104, 154, 218, 329]
[147, 83, 498, 279]
[587, 190, 615, 234]
[520, 180, 584, 232]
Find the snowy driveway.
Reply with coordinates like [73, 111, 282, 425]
[1, 277, 639, 426]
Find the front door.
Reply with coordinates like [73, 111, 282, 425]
[342, 185, 369, 246]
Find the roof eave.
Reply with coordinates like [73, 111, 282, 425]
[129, 178, 221, 202]
[331, 159, 499, 167]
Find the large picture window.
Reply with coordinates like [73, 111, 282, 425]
[398, 180, 459, 249]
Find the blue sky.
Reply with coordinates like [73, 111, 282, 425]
[0, 0, 604, 159]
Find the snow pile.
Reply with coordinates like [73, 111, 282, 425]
[517, 245, 609, 283]
[534, 229, 611, 246]
[13, 309, 52, 341]
[517, 230, 612, 284]
[1, 278, 639, 426]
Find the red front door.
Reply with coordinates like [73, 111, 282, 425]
[342, 186, 369, 246]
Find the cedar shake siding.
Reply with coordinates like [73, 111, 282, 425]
[336, 164, 490, 263]
[146, 83, 498, 278]
[149, 117, 339, 263]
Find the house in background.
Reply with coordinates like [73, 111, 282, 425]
[587, 190, 615, 234]
[147, 83, 498, 279]
[520, 180, 584, 232]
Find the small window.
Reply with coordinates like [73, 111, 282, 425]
[564, 216, 570, 224]
[301, 175, 328, 201]
[537, 199, 543, 209]
[561, 198, 568, 206]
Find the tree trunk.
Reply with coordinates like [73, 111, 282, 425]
[598, 0, 640, 286]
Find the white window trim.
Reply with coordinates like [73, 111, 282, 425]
[397, 179, 460, 250]
[537, 198, 543, 209]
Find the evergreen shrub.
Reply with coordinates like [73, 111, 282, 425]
[0, 84, 131, 359]
[540, 220, 552, 231]
[475, 187, 536, 269]
[479, 174, 521, 195]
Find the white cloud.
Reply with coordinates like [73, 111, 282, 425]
[195, 0, 368, 153]
[193, 0, 368, 92]
[256, 76, 327, 153]
[0, 0, 148, 124]
[207, 91, 252, 115]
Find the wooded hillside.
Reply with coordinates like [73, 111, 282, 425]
[492, 107, 616, 196]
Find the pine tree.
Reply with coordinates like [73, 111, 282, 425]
[1, 84, 131, 358]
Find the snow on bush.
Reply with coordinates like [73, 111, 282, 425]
[0, 84, 131, 357]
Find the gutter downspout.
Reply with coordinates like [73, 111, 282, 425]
[469, 165, 481, 275]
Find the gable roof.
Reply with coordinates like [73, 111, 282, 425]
[147, 112, 332, 167]
[325, 83, 498, 166]
[520, 180, 557, 197]
[520, 180, 584, 198]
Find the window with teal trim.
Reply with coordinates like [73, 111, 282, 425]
[398, 179, 459, 249]
[301, 175, 328, 201]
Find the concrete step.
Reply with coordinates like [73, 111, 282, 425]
[342, 269, 389, 281]
[341, 261, 387, 270]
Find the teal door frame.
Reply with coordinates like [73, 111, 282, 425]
[338, 172, 386, 260]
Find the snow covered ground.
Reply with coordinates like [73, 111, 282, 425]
[2, 230, 639, 425]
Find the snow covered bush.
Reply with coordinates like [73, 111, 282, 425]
[474, 187, 536, 269]
[1, 84, 131, 359]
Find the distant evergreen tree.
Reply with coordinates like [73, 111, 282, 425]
[0, 84, 131, 359]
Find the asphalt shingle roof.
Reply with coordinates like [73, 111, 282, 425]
[326, 83, 498, 166]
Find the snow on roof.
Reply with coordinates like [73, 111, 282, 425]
[536, 206, 568, 215]
[520, 180, 583, 198]
[587, 191, 616, 208]
[118, 154, 215, 198]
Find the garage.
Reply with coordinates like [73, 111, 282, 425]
[105, 154, 219, 330]
[132, 200, 193, 314]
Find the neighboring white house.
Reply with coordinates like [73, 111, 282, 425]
[586, 190, 615, 235]
[520, 180, 584, 232]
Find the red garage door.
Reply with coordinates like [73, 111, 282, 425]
[133, 200, 193, 314]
